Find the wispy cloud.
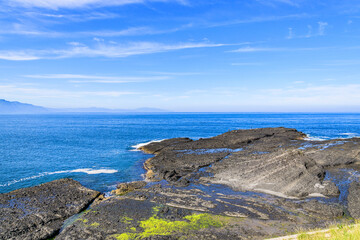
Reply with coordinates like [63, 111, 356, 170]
[229, 46, 331, 53]
[24, 74, 171, 83]
[0, 51, 41, 61]
[0, 25, 189, 38]
[231, 62, 263, 66]
[320, 60, 360, 66]
[285, 22, 329, 40]
[287, 27, 294, 39]
[259, 84, 360, 106]
[0, 41, 230, 61]
[318, 21, 328, 35]
[208, 14, 310, 28]
[0, 85, 139, 98]
[229, 47, 286, 53]
[8, 0, 188, 10]
[256, 0, 301, 7]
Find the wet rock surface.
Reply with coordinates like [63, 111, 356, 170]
[0, 178, 100, 240]
[348, 181, 360, 219]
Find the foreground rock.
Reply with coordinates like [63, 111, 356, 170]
[0, 178, 100, 240]
[56, 182, 346, 240]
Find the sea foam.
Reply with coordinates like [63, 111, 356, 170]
[130, 139, 165, 151]
[0, 168, 118, 187]
[304, 134, 329, 141]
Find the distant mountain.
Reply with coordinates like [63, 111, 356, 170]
[55, 107, 168, 113]
[0, 99, 49, 114]
[0, 99, 168, 114]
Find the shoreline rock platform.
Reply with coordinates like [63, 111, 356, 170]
[1, 127, 360, 239]
[0, 178, 100, 240]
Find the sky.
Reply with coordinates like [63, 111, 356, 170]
[0, 0, 360, 112]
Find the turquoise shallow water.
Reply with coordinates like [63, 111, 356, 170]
[0, 113, 360, 194]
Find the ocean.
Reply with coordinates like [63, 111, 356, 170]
[1, 113, 360, 194]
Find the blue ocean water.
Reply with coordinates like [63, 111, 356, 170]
[1, 113, 360, 194]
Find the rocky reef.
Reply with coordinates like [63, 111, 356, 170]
[1, 127, 360, 240]
[0, 178, 100, 240]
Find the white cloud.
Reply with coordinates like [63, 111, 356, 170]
[259, 84, 360, 106]
[318, 21, 328, 35]
[24, 74, 171, 83]
[229, 47, 285, 53]
[231, 62, 263, 66]
[0, 51, 40, 60]
[8, 0, 186, 9]
[0, 41, 229, 61]
[287, 27, 293, 39]
[229, 46, 331, 53]
[256, 0, 300, 7]
[0, 85, 139, 98]
[208, 14, 309, 28]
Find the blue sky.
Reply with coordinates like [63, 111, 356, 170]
[0, 0, 360, 112]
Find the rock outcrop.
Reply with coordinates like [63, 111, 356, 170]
[141, 127, 360, 198]
[0, 178, 100, 240]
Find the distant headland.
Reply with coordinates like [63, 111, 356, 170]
[0, 99, 168, 114]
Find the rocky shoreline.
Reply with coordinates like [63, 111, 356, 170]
[1, 127, 360, 239]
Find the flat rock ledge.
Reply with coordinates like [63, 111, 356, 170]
[0, 178, 100, 240]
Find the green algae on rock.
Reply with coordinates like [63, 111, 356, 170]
[111, 213, 226, 239]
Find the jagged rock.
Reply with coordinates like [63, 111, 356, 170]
[348, 181, 360, 219]
[0, 178, 100, 240]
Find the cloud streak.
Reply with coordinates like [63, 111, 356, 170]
[8, 0, 188, 9]
[0, 85, 139, 98]
[0, 41, 230, 61]
[25, 74, 171, 83]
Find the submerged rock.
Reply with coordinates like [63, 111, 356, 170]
[0, 178, 100, 240]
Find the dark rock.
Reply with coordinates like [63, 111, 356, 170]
[0, 178, 100, 240]
[348, 181, 360, 219]
[304, 140, 360, 167]
[140, 127, 356, 198]
[301, 200, 344, 218]
[139, 138, 192, 154]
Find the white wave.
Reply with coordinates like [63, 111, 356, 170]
[304, 134, 329, 141]
[70, 168, 118, 174]
[0, 168, 118, 187]
[130, 139, 165, 151]
[340, 132, 359, 138]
